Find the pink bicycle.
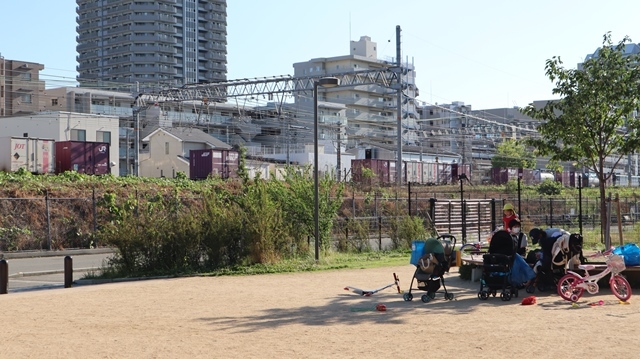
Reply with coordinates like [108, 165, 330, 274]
[557, 250, 632, 302]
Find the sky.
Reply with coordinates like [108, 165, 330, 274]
[1, 0, 639, 110]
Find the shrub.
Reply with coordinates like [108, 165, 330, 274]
[537, 179, 563, 196]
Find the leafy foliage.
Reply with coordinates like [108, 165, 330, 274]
[522, 32, 640, 237]
[491, 139, 536, 169]
[536, 179, 563, 196]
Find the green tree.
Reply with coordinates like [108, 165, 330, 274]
[490, 139, 536, 169]
[522, 33, 640, 240]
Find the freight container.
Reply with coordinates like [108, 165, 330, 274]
[0, 136, 55, 174]
[404, 161, 422, 183]
[189, 149, 239, 180]
[55, 141, 111, 175]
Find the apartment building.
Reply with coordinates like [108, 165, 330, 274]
[76, 0, 227, 89]
[293, 36, 420, 152]
[0, 57, 45, 116]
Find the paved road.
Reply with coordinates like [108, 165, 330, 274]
[2, 252, 114, 293]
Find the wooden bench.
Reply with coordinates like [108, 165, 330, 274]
[460, 255, 640, 283]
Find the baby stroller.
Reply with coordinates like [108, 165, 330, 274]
[528, 233, 585, 293]
[478, 230, 518, 301]
[404, 234, 457, 303]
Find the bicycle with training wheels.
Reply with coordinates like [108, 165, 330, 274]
[557, 249, 632, 302]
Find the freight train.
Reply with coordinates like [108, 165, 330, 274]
[351, 159, 471, 185]
[0, 136, 112, 175]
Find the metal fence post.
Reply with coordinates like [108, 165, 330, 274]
[549, 198, 553, 228]
[407, 182, 412, 217]
[345, 217, 349, 244]
[429, 198, 437, 224]
[378, 216, 382, 250]
[0, 259, 7, 294]
[462, 199, 467, 245]
[64, 256, 73, 288]
[578, 176, 583, 235]
[490, 198, 497, 231]
[92, 188, 98, 234]
[45, 190, 51, 250]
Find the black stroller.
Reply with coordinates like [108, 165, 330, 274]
[404, 234, 457, 303]
[478, 230, 518, 301]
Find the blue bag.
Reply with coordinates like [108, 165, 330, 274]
[612, 243, 640, 266]
[510, 254, 536, 285]
[410, 241, 425, 265]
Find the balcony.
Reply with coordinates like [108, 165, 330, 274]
[205, 32, 226, 41]
[205, 52, 226, 61]
[319, 115, 347, 126]
[93, 105, 133, 117]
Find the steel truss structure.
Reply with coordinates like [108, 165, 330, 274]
[133, 68, 402, 108]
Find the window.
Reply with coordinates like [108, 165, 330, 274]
[96, 131, 111, 143]
[20, 72, 32, 81]
[71, 129, 86, 141]
[165, 142, 169, 155]
[51, 99, 58, 106]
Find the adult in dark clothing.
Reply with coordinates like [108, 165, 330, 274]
[528, 228, 568, 271]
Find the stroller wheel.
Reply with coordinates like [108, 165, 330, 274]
[446, 293, 454, 300]
[478, 291, 489, 300]
[428, 292, 436, 299]
[403, 292, 413, 302]
[421, 294, 431, 303]
[525, 284, 535, 294]
[500, 291, 511, 301]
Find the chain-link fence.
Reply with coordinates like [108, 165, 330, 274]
[2, 189, 638, 252]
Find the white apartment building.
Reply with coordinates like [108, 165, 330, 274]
[293, 36, 420, 154]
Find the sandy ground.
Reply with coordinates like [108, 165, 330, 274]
[1, 265, 639, 359]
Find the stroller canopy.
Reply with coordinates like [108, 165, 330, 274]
[489, 230, 515, 256]
[423, 238, 445, 255]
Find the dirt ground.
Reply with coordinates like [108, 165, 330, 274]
[2, 265, 639, 358]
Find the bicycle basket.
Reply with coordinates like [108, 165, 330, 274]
[607, 254, 626, 273]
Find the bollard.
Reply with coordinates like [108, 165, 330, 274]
[64, 256, 73, 288]
[0, 259, 8, 294]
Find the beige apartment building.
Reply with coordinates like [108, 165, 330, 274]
[293, 36, 420, 152]
[0, 57, 45, 116]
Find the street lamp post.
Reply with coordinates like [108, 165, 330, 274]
[314, 77, 340, 261]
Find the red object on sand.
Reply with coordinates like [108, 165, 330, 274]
[376, 304, 387, 311]
[521, 296, 537, 305]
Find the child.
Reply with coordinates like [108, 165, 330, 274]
[502, 203, 518, 231]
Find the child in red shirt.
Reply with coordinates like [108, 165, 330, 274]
[503, 203, 518, 231]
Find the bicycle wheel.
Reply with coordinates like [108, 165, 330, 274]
[557, 273, 584, 302]
[610, 275, 632, 302]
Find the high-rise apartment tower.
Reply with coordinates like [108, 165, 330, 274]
[76, 0, 227, 89]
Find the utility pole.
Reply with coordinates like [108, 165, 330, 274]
[336, 123, 342, 182]
[135, 81, 140, 177]
[395, 25, 403, 187]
